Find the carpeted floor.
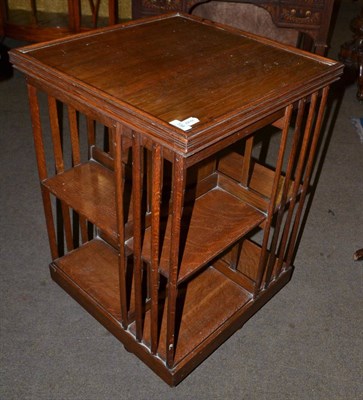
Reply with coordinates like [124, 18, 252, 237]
[1, 1, 362, 399]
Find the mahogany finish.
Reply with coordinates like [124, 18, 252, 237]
[10, 14, 342, 386]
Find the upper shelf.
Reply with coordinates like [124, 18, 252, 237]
[217, 151, 298, 213]
[42, 161, 118, 242]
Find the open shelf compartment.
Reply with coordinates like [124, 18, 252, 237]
[217, 152, 299, 212]
[131, 266, 252, 365]
[126, 186, 265, 283]
[45, 160, 267, 286]
[51, 237, 253, 367]
[52, 238, 121, 319]
[42, 161, 118, 242]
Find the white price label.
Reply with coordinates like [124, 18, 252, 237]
[169, 117, 200, 131]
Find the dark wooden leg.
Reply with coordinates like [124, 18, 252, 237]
[0, 43, 12, 80]
[0, 1, 12, 82]
[339, 7, 363, 100]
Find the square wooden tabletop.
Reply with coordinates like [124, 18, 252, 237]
[10, 13, 343, 154]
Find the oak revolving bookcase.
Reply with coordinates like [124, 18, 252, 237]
[10, 14, 343, 386]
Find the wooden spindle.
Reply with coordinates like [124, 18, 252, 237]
[114, 123, 128, 328]
[146, 149, 153, 213]
[108, 126, 115, 159]
[68, 105, 88, 243]
[241, 136, 254, 187]
[86, 117, 96, 158]
[132, 131, 144, 341]
[150, 144, 163, 354]
[166, 154, 186, 368]
[48, 96, 64, 173]
[229, 241, 241, 270]
[67, 105, 81, 166]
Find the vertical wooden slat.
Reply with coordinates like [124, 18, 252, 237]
[108, 126, 115, 158]
[114, 123, 128, 328]
[285, 87, 329, 267]
[146, 149, 152, 213]
[68, 105, 88, 243]
[48, 96, 74, 252]
[241, 136, 254, 187]
[263, 98, 306, 287]
[275, 92, 319, 275]
[230, 135, 255, 269]
[86, 117, 96, 158]
[166, 154, 186, 368]
[132, 131, 143, 341]
[67, 105, 81, 166]
[229, 241, 241, 270]
[86, 116, 96, 241]
[27, 84, 58, 260]
[150, 144, 163, 354]
[254, 104, 293, 297]
[48, 96, 64, 173]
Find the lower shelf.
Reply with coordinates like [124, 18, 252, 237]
[52, 238, 121, 319]
[50, 237, 293, 386]
[130, 266, 252, 365]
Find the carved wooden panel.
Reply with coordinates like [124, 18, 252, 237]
[141, 0, 183, 13]
[278, 0, 326, 27]
[278, 6, 322, 26]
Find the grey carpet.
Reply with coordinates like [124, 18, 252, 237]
[1, 1, 362, 399]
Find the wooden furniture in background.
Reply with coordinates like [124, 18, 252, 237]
[339, 5, 363, 100]
[10, 13, 342, 386]
[0, 0, 118, 42]
[132, 0, 335, 55]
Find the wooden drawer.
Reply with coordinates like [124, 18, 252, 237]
[278, 4, 322, 26]
[278, 0, 325, 26]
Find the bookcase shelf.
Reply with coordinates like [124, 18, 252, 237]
[127, 186, 265, 283]
[131, 266, 252, 364]
[42, 161, 118, 242]
[53, 238, 121, 320]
